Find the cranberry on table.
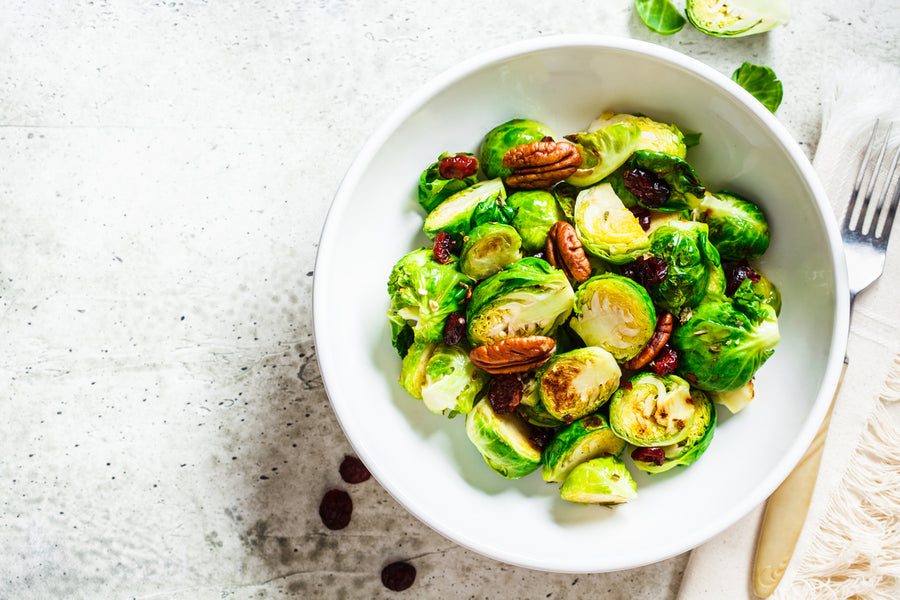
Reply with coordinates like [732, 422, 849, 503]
[381, 560, 416, 592]
[339, 455, 371, 484]
[319, 488, 353, 530]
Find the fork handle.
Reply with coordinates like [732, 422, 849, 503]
[751, 358, 847, 597]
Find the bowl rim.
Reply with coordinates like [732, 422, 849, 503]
[313, 33, 850, 572]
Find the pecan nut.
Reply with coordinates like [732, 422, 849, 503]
[545, 221, 592, 283]
[623, 312, 675, 370]
[502, 140, 582, 189]
[469, 335, 557, 374]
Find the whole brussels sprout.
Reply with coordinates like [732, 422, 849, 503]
[725, 261, 782, 316]
[692, 190, 770, 261]
[400, 341, 488, 417]
[465, 397, 542, 479]
[564, 122, 641, 188]
[608, 372, 698, 447]
[466, 257, 575, 347]
[648, 219, 722, 314]
[588, 111, 687, 158]
[480, 118, 556, 180]
[569, 273, 656, 362]
[573, 182, 651, 264]
[460, 222, 522, 280]
[387, 247, 473, 353]
[537, 346, 621, 424]
[506, 190, 566, 253]
[559, 456, 637, 505]
[417, 152, 479, 214]
[423, 178, 507, 239]
[607, 150, 705, 212]
[541, 413, 626, 483]
[631, 389, 716, 474]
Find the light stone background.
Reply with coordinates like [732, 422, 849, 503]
[2, 2, 898, 599]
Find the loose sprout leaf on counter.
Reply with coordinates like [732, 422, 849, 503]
[731, 62, 784, 113]
[634, 0, 687, 35]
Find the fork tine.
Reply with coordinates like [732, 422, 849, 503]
[843, 119, 881, 231]
[875, 144, 900, 246]
[855, 122, 893, 235]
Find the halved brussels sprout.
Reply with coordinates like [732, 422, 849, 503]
[518, 374, 566, 427]
[400, 341, 488, 416]
[465, 397, 542, 479]
[710, 379, 755, 414]
[466, 257, 575, 347]
[417, 152, 479, 214]
[588, 111, 687, 158]
[609, 372, 697, 447]
[387, 247, 473, 351]
[541, 413, 626, 483]
[460, 222, 522, 280]
[480, 119, 556, 180]
[423, 178, 507, 239]
[692, 190, 770, 261]
[631, 390, 716, 474]
[686, 0, 789, 38]
[607, 150, 705, 212]
[648, 220, 722, 314]
[559, 456, 637, 505]
[506, 190, 566, 253]
[564, 122, 641, 188]
[538, 346, 621, 424]
[569, 274, 656, 362]
[573, 183, 650, 264]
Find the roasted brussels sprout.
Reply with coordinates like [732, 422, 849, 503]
[710, 380, 755, 414]
[559, 456, 637, 505]
[726, 262, 782, 316]
[387, 247, 472, 352]
[417, 152, 479, 214]
[400, 341, 488, 416]
[569, 274, 656, 362]
[573, 183, 651, 264]
[506, 190, 566, 253]
[609, 372, 698, 447]
[537, 347, 621, 424]
[631, 389, 716, 474]
[685, 0, 789, 38]
[518, 374, 566, 427]
[480, 118, 556, 180]
[541, 413, 626, 483]
[692, 190, 770, 261]
[588, 111, 687, 158]
[466, 257, 575, 347]
[607, 150, 705, 213]
[648, 220, 722, 314]
[465, 397, 542, 479]
[564, 122, 641, 188]
[460, 222, 522, 280]
[423, 178, 507, 239]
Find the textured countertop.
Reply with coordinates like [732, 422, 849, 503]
[3, 2, 899, 599]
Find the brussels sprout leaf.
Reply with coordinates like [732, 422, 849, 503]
[732, 62, 783, 113]
[635, 0, 686, 35]
[683, 131, 702, 148]
[470, 196, 515, 230]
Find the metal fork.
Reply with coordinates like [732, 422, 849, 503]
[753, 120, 900, 598]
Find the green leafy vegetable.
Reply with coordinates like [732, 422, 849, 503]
[635, 0, 687, 35]
[686, 0, 789, 38]
[732, 62, 783, 113]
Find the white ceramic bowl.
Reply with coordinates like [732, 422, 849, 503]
[314, 35, 849, 572]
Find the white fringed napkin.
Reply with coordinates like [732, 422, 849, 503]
[676, 60, 900, 600]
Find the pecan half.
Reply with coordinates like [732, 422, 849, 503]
[502, 140, 582, 189]
[469, 336, 556, 374]
[623, 312, 675, 371]
[545, 221, 591, 283]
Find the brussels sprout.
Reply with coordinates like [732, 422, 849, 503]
[752, 271, 781, 316]
[541, 413, 626, 483]
[552, 182, 579, 221]
[685, 0, 789, 38]
[480, 119, 556, 180]
[460, 222, 522, 280]
[588, 111, 687, 158]
[607, 150, 705, 212]
[538, 347, 621, 424]
[417, 152, 479, 214]
[569, 274, 656, 362]
[465, 397, 542, 479]
[692, 190, 770, 261]
[518, 374, 566, 427]
[726, 264, 781, 316]
[710, 379, 755, 414]
[564, 122, 642, 188]
[506, 190, 566, 253]
[559, 456, 637, 505]
[387, 247, 473, 350]
[466, 257, 575, 347]
[573, 183, 651, 264]
[631, 390, 716, 474]
[671, 299, 780, 392]
[423, 178, 507, 239]
[648, 220, 722, 314]
[400, 341, 488, 416]
[609, 372, 699, 447]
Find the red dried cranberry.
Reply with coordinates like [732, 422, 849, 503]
[725, 259, 762, 296]
[650, 344, 678, 376]
[319, 489, 352, 530]
[442, 311, 466, 346]
[432, 231, 454, 264]
[629, 205, 652, 231]
[631, 446, 666, 466]
[438, 154, 478, 180]
[622, 256, 668, 288]
[381, 561, 416, 591]
[339, 455, 371, 484]
[488, 374, 522, 414]
[528, 425, 557, 451]
[623, 167, 670, 208]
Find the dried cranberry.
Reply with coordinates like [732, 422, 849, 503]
[488, 374, 522, 414]
[622, 256, 668, 288]
[650, 344, 678, 376]
[631, 446, 666, 466]
[381, 561, 416, 591]
[725, 259, 762, 296]
[528, 425, 557, 451]
[319, 489, 352, 530]
[438, 153, 478, 180]
[629, 205, 652, 231]
[623, 167, 670, 209]
[432, 231, 454, 264]
[339, 455, 371, 484]
[442, 311, 467, 346]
